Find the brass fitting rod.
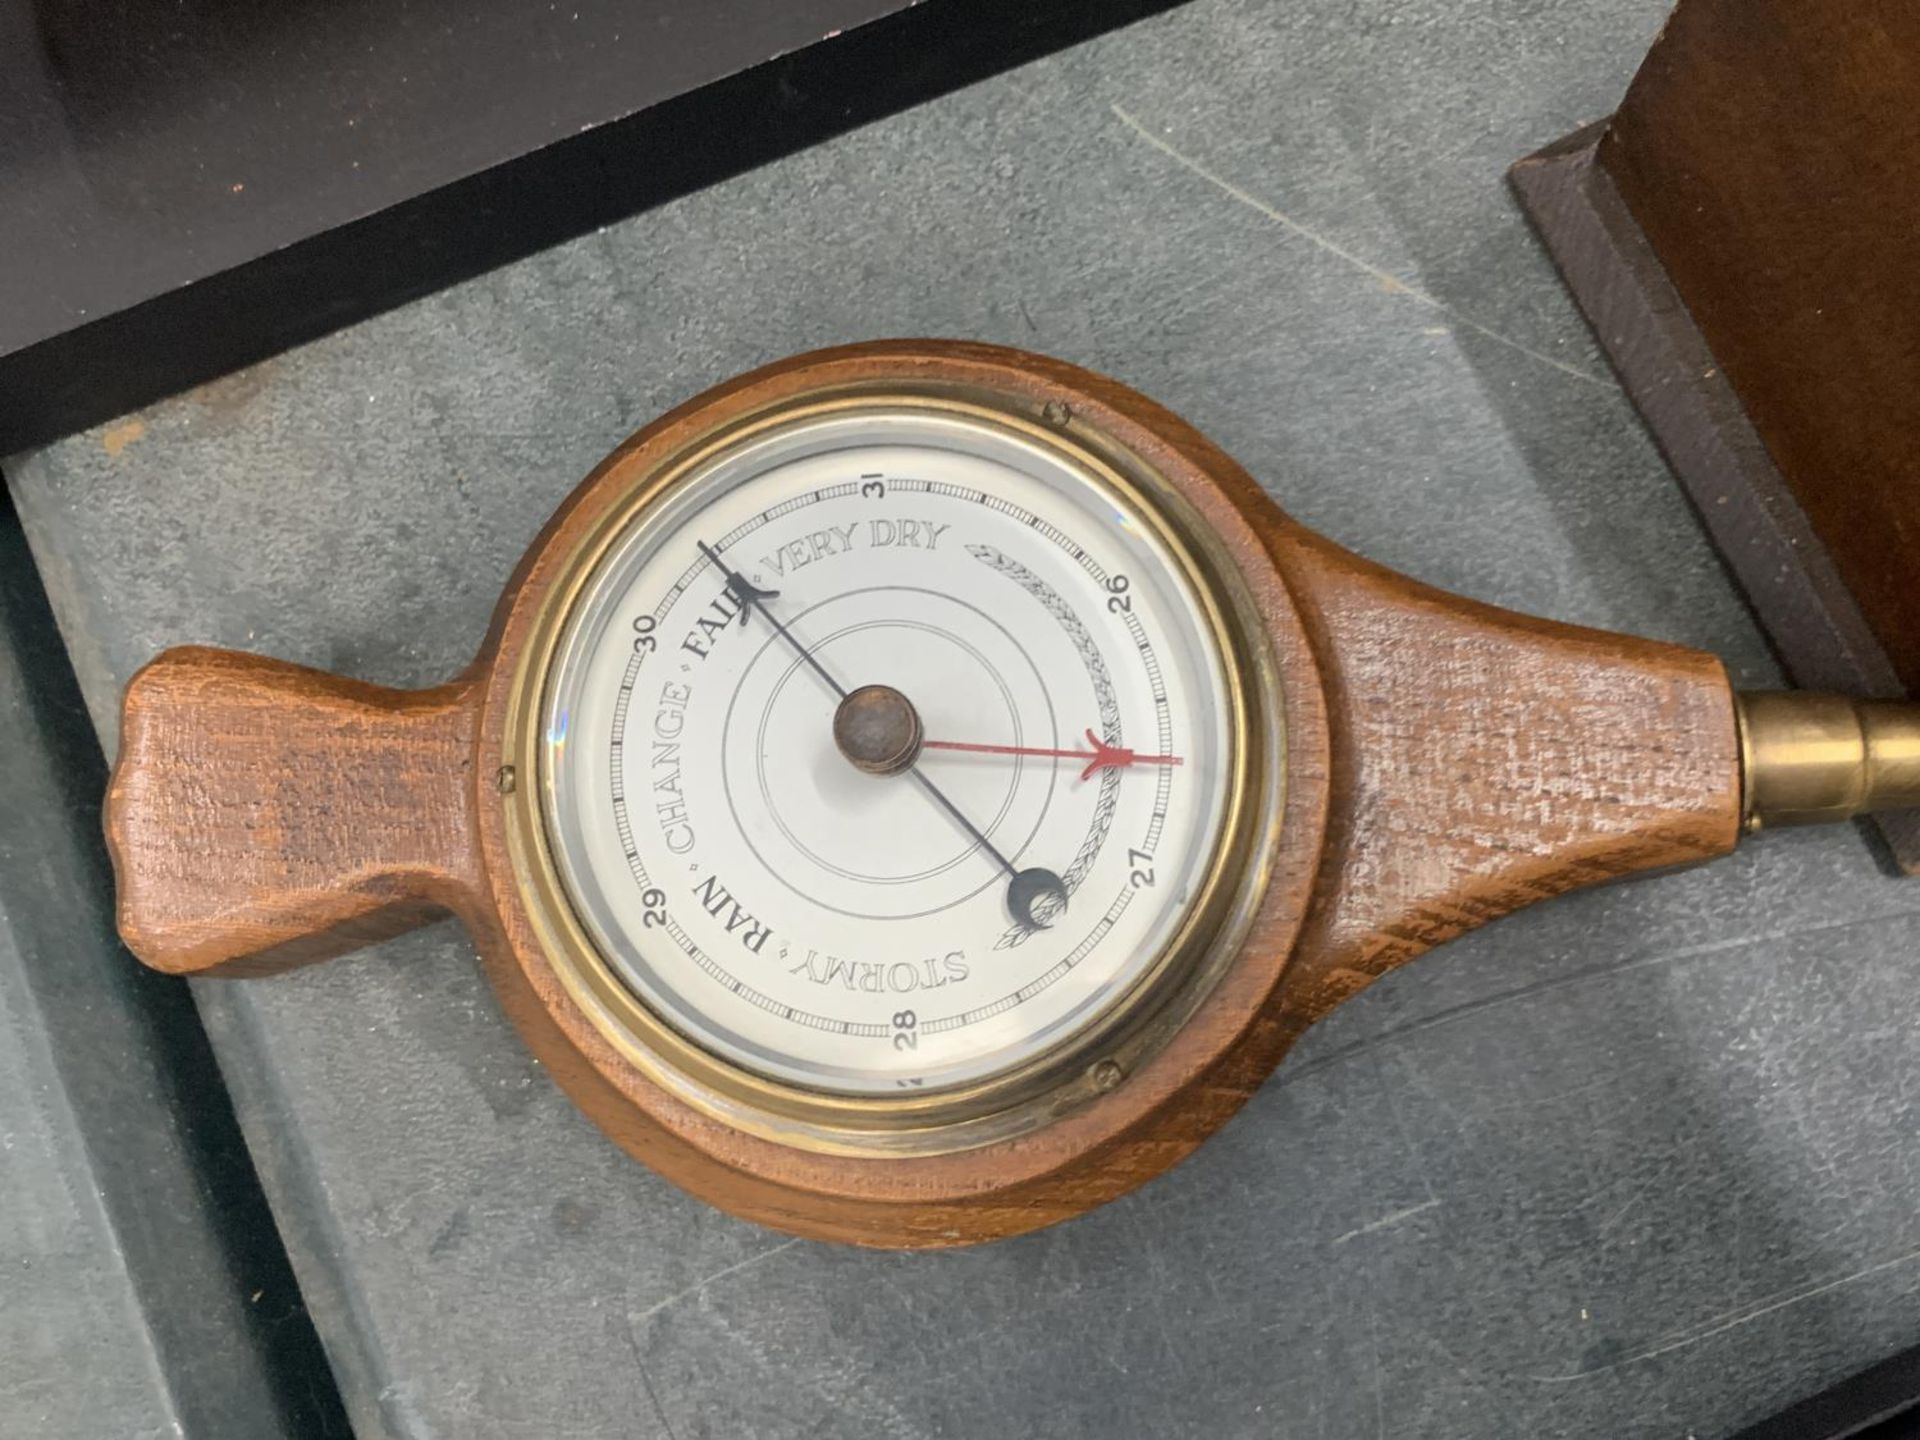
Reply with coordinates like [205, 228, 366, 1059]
[1737, 692, 1920, 830]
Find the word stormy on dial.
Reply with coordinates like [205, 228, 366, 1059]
[787, 949, 970, 996]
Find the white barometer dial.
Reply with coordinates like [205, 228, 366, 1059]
[541, 407, 1236, 1096]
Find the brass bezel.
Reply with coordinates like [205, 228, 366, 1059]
[498, 380, 1285, 1156]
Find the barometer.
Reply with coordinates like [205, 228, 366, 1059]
[107, 342, 1920, 1246]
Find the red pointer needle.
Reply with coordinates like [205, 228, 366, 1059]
[921, 728, 1184, 783]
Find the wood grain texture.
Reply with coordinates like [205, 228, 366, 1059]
[1267, 524, 1742, 1033]
[1599, 0, 1920, 696]
[106, 342, 1749, 1245]
[107, 646, 483, 976]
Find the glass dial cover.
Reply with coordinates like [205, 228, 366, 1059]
[541, 407, 1235, 1097]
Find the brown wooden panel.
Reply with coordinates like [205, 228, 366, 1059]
[1599, 0, 1920, 693]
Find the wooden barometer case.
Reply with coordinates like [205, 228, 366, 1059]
[105, 342, 1920, 1248]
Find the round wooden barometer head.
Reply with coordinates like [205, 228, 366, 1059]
[106, 341, 1920, 1248]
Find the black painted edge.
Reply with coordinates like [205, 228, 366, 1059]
[1724, 1337, 1920, 1440]
[0, 0, 1190, 456]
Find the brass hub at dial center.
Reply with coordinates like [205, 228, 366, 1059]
[833, 684, 926, 776]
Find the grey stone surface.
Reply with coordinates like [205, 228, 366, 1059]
[10, 1, 1920, 1436]
[0, 518, 316, 1439]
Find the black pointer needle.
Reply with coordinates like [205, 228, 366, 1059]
[697, 540, 844, 700]
[902, 769, 1017, 878]
[695, 538, 1064, 927]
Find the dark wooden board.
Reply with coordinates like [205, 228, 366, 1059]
[1599, 0, 1920, 699]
